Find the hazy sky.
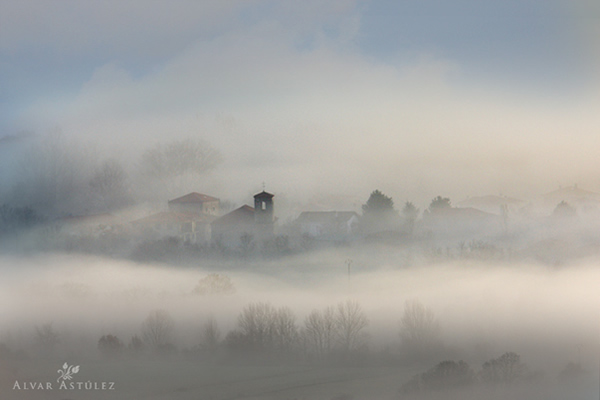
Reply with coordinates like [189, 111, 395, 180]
[1, 0, 599, 207]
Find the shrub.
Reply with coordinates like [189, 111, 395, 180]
[401, 360, 475, 394]
[480, 352, 526, 385]
[141, 310, 175, 349]
[399, 299, 442, 359]
[193, 274, 235, 295]
[128, 335, 144, 354]
[98, 335, 124, 358]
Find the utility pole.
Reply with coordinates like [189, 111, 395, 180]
[345, 259, 353, 282]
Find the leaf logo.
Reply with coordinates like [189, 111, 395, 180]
[57, 363, 80, 382]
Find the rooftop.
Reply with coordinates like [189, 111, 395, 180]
[211, 205, 255, 225]
[168, 192, 220, 204]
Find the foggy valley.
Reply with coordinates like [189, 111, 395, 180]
[2, 0, 600, 399]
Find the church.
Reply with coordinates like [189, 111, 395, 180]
[210, 190, 275, 248]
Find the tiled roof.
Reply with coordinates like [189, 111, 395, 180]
[131, 211, 215, 225]
[168, 192, 219, 204]
[211, 205, 255, 225]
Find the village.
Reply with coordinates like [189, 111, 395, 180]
[44, 183, 600, 264]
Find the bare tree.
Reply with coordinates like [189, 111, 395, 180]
[402, 201, 420, 234]
[192, 274, 235, 296]
[141, 309, 175, 348]
[13, 130, 93, 216]
[303, 306, 337, 358]
[34, 322, 59, 355]
[139, 138, 222, 179]
[229, 302, 299, 355]
[199, 316, 221, 354]
[335, 300, 368, 353]
[236, 302, 276, 351]
[399, 299, 442, 354]
[89, 158, 131, 210]
[271, 306, 298, 353]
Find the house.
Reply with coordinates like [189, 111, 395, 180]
[295, 211, 359, 241]
[457, 195, 524, 215]
[422, 207, 501, 241]
[542, 185, 600, 213]
[130, 192, 220, 243]
[130, 211, 216, 243]
[211, 191, 275, 248]
[168, 192, 220, 215]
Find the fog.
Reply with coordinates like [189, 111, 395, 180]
[1, 250, 599, 399]
[3, 1, 600, 398]
[2, 1, 600, 207]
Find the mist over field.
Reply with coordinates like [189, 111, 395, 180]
[1, 250, 600, 399]
[2, 0, 600, 399]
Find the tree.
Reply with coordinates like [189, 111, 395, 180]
[0, 204, 45, 237]
[139, 137, 222, 179]
[128, 335, 144, 355]
[138, 137, 223, 200]
[399, 300, 442, 356]
[235, 302, 277, 352]
[89, 159, 131, 210]
[361, 190, 398, 233]
[303, 306, 337, 358]
[34, 323, 59, 355]
[552, 200, 576, 218]
[362, 190, 395, 216]
[401, 360, 474, 394]
[335, 300, 368, 353]
[12, 130, 92, 216]
[480, 352, 527, 385]
[428, 196, 451, 213]
[192, 274, 235, 296]
[271, 307, 299, 353]
[402, 201, 419, 234]
[199, 316, 221, 354]
[98, 334, 124, 358]
[141, 310, 175, 349]
[228, 302, 299, 355]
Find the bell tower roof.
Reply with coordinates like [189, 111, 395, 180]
[254, 191, 274, 199]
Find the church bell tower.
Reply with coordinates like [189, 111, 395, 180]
[254, 190, 274, 237]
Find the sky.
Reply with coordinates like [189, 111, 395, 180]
[1, 0, 599, 209]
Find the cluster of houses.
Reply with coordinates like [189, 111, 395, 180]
[124, 190, 359, 248]
[55, 184, 600, 251]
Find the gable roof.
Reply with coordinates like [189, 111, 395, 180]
[543, 185, 599, 199]
[427, 207, 496, 219]
[168, 192, 219, 204]
[296, 211, 359, 224]
[457, 195, 524, 209]
[211, 205, 255, 226]
[254, 191, 274, 199]
[131, 211, 215, 225]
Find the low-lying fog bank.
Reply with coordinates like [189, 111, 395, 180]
[1, 251, 599, 399]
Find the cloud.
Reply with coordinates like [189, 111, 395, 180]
[0, 1, 242, 55]
[9, 1, 600, 208]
